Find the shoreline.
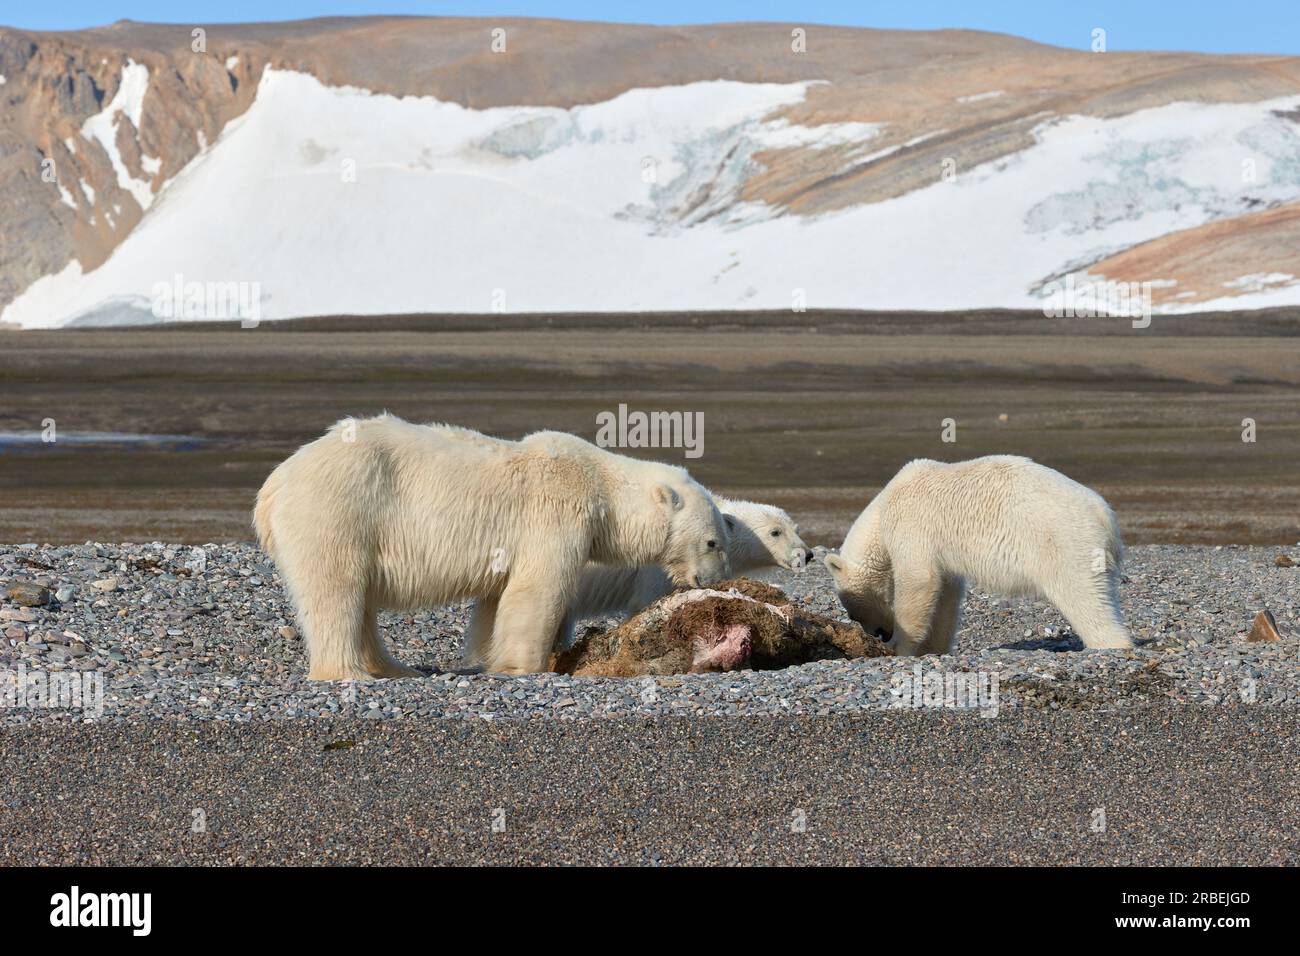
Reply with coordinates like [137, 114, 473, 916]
[4, 304, 1300, 336]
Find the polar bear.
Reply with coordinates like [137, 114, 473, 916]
[464, 497, 812, 664]
[253, 415, 731, 679]
[822, 456, 1130, 655]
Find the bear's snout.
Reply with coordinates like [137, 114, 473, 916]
[786, 547, 814, 570]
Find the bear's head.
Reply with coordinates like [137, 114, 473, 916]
[821, 553, 895, 643]
[719, 499, 813, 573]
[652, 479, 731, 588]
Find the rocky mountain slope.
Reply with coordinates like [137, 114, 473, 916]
[2, 16, 1299, 325]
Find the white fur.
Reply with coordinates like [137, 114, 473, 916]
[254, 414, 730, 679]
[514, 497, 812, 659]
[823, 456, 1130, 655]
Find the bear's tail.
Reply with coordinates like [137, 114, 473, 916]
[252, 465, 284, 558]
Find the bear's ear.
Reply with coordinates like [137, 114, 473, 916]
[653, 484, 682, 510]
[723, 514, 737, 531]
[822, 553, 845, 576]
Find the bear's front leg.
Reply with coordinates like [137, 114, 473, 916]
[486, 577, 572, 675]
[919, 578, 966, 655]
[887, 564, 943, 656]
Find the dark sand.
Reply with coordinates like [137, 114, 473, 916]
[2, 308, 1297, 545]
[2, 710, 1297, 865]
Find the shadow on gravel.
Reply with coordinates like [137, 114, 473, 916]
[995, 634, 1087, 652]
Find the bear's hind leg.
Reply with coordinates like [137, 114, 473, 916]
[1049, 575, 1131, 650]
[299, 582, 375, 682]
[359, 602, 422, 679]
[887, 564, 943, 656]
[463, 598, 498, 666]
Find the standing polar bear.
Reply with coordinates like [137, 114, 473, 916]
[465, 497, 813, 663]
[823, 456, 1130, 655]
[254, 415, 731, 679]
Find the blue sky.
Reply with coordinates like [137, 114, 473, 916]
[4, 1, 1297, 55]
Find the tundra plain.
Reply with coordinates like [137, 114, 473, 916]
[1, 308, 1297, 547]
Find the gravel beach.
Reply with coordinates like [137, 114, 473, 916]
[1, 542, 1297, 722]
[2, 541, 1297, 865]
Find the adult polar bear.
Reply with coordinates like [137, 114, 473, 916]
[254, 415, 731, 679]
[823, 456, 1130, 655]
[464, 498, 813, 664]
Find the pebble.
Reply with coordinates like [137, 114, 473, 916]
[1247, 609, 1282, 642]
[3, 583, 54, 607]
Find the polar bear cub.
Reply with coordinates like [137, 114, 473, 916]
[472, 497, 811, 662]
[254, 415, 731, 679]
[823, 456, 1130, 655]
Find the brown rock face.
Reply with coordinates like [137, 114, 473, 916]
[1246, 609, 1282, 642]
[0, 23, 261, 313]
[1088, 201, 1300, 307]
[550, 578, 892, 677]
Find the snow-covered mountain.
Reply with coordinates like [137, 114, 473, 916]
[3, 17, 1300, 327]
